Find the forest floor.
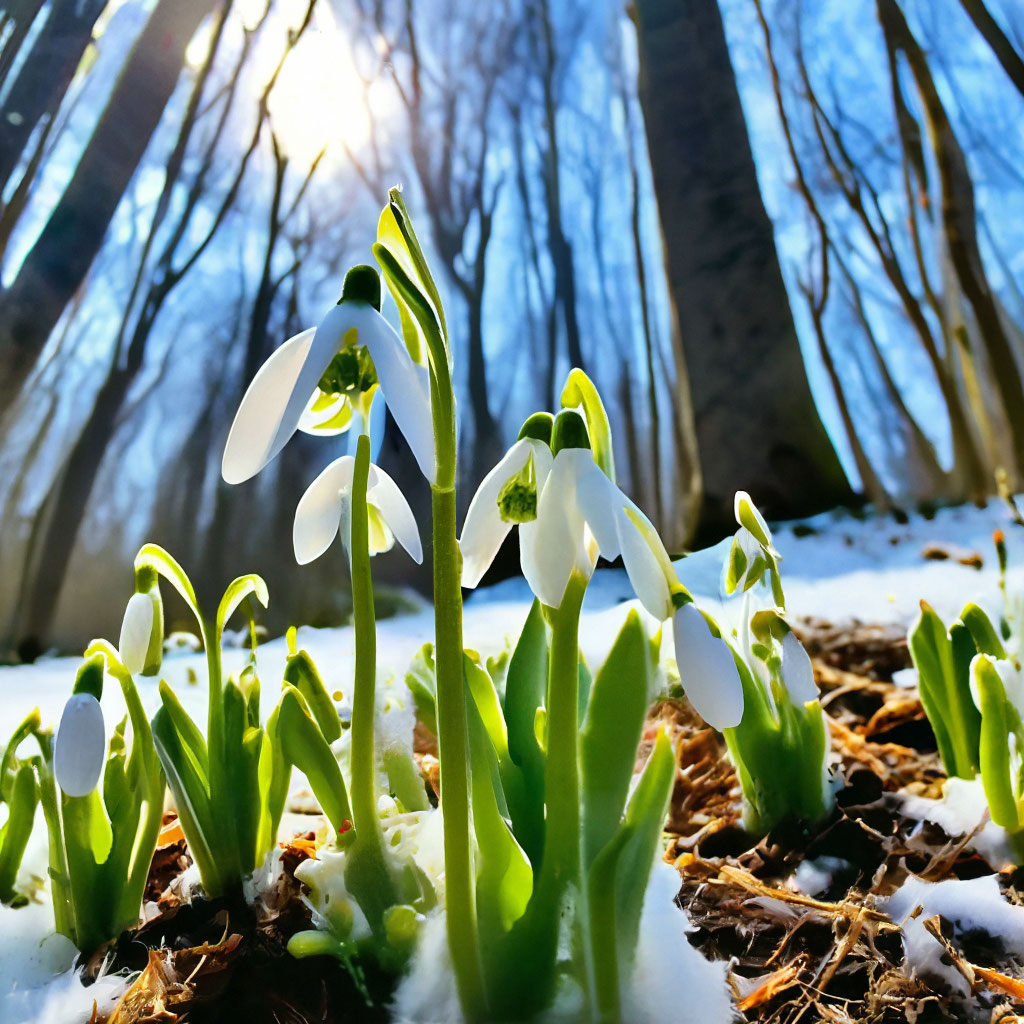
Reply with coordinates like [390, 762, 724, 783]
[2, 496, 1024, 1022]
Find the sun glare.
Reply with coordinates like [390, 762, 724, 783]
[186, 3, 384, 170]
[266, 18, 377, 168]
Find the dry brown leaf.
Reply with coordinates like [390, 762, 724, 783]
[736, 963, 803, 1011]
[974, 965, 1024, 1001]
[106, 950, 189, 1024]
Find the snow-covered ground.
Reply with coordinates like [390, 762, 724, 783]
[1, 497, 1021, 1021]
[4, 497, 1020, 741]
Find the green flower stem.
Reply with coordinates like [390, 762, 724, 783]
[346, 433, 397, 932]
[541, 573, 587, 891]
[432, 481, 486, 1020]
[533, 572, 590, 1006]
[204, 637, 242, 891]
[350, 434, 379, 831]
[135, 545, 241, 894]
[375, 194, 482, 1012]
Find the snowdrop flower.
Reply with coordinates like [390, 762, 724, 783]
[293, 456, 422, 566]
[671, 602, 744, 730]
[780, 630, 818, 704]
[460, 421, 679, 617]
[222, 266, 434, 487]
[460, 436, 553, 588]
[54, 693, 106, 797]
[118, 593, 152, 675]
[726, 490, 784, 605]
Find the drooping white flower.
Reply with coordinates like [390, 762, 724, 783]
[293, 456, 422, 566]
[222, 299, 434, 486]
[671, 602, 744, 730]
[54, 693, 106, 797]
[460, 437, 553, 589]
[781, 630, 818, 705]
[460, 442, 678, 617]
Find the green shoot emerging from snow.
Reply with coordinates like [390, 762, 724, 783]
[911, 531, 1024, 860]
[676, 492, 832, 836]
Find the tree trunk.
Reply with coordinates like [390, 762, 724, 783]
[878, 0, 1024, 479]
[957, 0, 1024, 97]
[632, 0, 852, 537]
[535, 0, 584, 395]
[0, 0, 105, 191]
[0, 0, 218, 415]
[9, 362, 137, 659]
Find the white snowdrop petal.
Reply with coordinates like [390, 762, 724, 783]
[781, 630, 818, 704]
[357, 308, 436, 483]
[54, 694, 106, 798]
[672, 603, 745, 730]
[367, 465, 423, 564]
[222, 328, 316, 484]
[574, 460, 622, 559]
[520, 451, 590, 608]
[617, 504, 674, 620]
[118, 592, 154, 676]
[293, 456, 356, 565]
[459, 439, 537, 588]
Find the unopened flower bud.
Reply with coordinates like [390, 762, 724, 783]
[119, 586, 163, 677]
[54, 692, 105, 798]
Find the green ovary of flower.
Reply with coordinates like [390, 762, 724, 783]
[318, 345, 378, 397]
[497, 476, 538, 524]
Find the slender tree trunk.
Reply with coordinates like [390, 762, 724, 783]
[805, 289, 891, 512]
[0, 0, 218, 414]
[200, 147, 287, 609]
[632, 0, 851, 537]
[456, 200, 499, 483]
[836, 253, 950, 497]
[536, 0, 584, 380]
[800, 59, 988, 498]
[624, 95, 664, 525]
[9, 354, 142, 658]
[0, 0, 45, 86]
[878, 0, 1024, 477]
[0, 0, 105, 191]
[957, 0, 1024, 97]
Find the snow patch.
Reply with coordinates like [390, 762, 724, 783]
[791, 856, 851, 897]
[622, 861, 733, 1024]
[900, 777, 1015, 868]
[0, 900, 128, 1024]
[391, 909, 463, 1024]
[885, 874, 1024, 999]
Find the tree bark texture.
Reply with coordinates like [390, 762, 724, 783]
[632, 0, 852, 537]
